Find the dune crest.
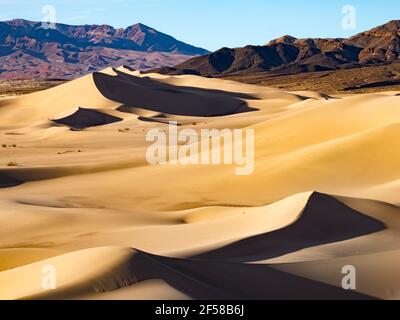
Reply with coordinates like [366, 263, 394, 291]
[0, 68, 400, 300]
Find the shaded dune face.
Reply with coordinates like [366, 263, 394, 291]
[114, 194, 384, 300]
[0, 193, 387, 300]
[1, 69, 400, 300]
[0, 172, 22, 188]
[194, 193, 386, 262]
[93, 70, 256, 117]
[6, 246, 375, 300]
[123, 250, 375, 300]
[52, 107, 123, 130]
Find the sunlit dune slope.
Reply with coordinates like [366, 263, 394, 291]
[0, 67, 399, 300]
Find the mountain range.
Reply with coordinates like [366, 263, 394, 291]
[0, 19, 209, 79]
[152, 20, 400, 77]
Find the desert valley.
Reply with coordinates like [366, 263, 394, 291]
[0, 16, 400, 300]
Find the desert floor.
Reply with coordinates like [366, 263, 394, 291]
[0, 67, 399, 300]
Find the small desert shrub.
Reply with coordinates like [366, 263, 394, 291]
[2, 144, 6, 148]
[7, 161, 18, 167]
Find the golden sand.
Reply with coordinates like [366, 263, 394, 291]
[0, 67, 399, 299]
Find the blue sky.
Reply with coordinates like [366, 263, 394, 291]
[1, 0, 399, 51]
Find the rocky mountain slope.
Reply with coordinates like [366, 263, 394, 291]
[0, 19, 208, 79]
[151, 20, 400, 77]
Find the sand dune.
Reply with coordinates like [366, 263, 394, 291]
[0, 246, 374, 300]
[195, 193, 386, 262]
[0, 67, 400, 300]
[52, 108, 123, 130]
[93, 70, 255, 117]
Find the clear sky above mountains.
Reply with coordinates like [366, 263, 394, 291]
[1, 0, 399, 51]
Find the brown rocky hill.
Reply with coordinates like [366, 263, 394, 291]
[151, 20, 400, 77]
[0, 19, 208, 79]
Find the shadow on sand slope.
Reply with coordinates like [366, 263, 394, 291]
[126, 250, 375, 300]
[193, 192, 386, 262]
[52, 107, 123, 130]
[93, 70, 258, 117]
[26, 247, 375, 300]
[9, 192, 384, 300]
[122, 193, 383, 299]
[0, 172, 23, 188]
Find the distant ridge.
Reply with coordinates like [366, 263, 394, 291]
[150, 20, 400, 77]
[0, 19, 209, 79]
